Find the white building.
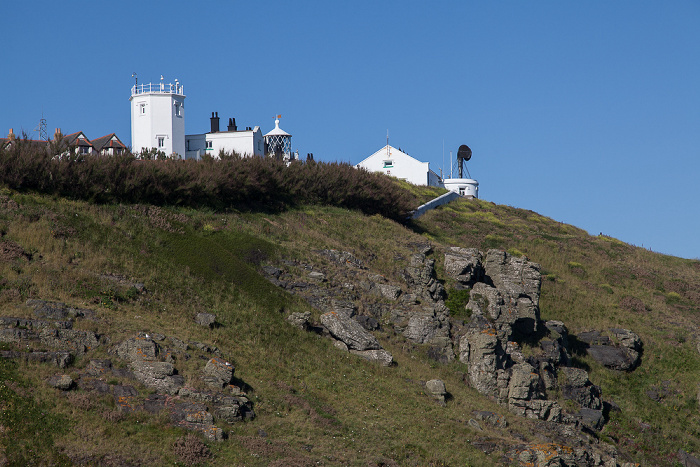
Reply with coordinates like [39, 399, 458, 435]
[356, 145, 442, 187]
[130, 78, 185, 157]
[443, 178, 479, 198]
[185, 112, 264, 160]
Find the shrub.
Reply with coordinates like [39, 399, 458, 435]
[445, 288, 471, 318]
[173, 433, 212, 466]
[0, 142, 417, 221]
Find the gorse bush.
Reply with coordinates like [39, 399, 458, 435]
[0, 139, 416, 221]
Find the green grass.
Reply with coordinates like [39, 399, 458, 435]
[0, 185, 697, 465]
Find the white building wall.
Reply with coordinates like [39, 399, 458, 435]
[130, 84, 185, 157]
[357, 145, 443, 187]
[185, 127, 263, 160]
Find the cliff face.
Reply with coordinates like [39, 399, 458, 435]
[0, 189, 697, 466]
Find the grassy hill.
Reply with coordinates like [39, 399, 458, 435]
[0, 174, 698, 466]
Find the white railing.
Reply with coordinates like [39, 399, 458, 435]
[131, 82, 185, 96]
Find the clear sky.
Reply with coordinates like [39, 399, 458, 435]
[2, 1, 699, 259]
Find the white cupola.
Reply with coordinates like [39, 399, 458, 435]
[264, 115, 292, 161]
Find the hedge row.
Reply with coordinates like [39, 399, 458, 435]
[0, 140, 416, 221]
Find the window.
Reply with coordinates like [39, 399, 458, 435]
[79, 146, 90, 155]
[175, 103, 181, 117]
[383, 160, 393, 168]
[158, 137, 164, 148]
[140, 103, 146, 115]
[206, 141, 213, 150]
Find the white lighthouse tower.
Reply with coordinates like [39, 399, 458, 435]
[130, 75, 185, 157]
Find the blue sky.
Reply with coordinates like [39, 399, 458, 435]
[2, 1, 699, 259]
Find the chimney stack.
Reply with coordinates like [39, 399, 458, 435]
[54, 128, 62, 140]
[7, 128, 14, 140]
[227, 117, 237, 132]
[210, 112, 220, 133]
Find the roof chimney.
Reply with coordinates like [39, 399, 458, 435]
[54, 128, 62, 140]
[210, 112, 220, 133]
[227, 117, 237, 132]
[7, 128, 15, 140]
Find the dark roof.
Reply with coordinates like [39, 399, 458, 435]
[91, 133, 126, 152]
[63, 131, 94, 147]
[0, 137, 49, 150]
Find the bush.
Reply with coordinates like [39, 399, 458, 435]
[173, 433, 212, 466]
[0, 141, 416, 221]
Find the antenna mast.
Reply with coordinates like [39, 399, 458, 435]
[33, 111, 47, 141]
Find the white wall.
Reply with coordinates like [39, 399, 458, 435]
[357, 145, 443, 187]
[130, 89, 185, 157]
[185, 127, 263, 160]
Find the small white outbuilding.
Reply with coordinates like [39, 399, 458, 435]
[356, 145, 442, 187]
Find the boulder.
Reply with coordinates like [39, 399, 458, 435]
[577, 408, 605, 431]
[195, 312, 217, 328]
[587, 345, 638, 371]
[131, 360, 184, 395]
[113, 335, 159, 362]
[444, 247, 484, 287]
[48, 374, 74, 390]
[286, 311, 311, 330]
[466, 282, 538, 342]
[308, 271, 326, 282]
[349, 349, 394, 366]
[460, 325, 502, 397]
[320, 311, 381, 351]
[373, 283, 402, 301]
[426, 379, 447, 404]
[203, 357, 234, 388]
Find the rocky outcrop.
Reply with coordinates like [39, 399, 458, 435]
[401, 253, 446, 303]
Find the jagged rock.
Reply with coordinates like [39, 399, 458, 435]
[460, 324, 502, 397]
[354, 315, 379, 331]
[48, 374, 74, 390]
[401, 254, 445, 302]
[373, 283, 402, 300]
[518, 443, 577, 466]
[542, 320, 571, 365]
[85, 359, 112, 376]
[287, 311, 311, 330]
[195, 312, 216, 328]
[483, 249, 542, 305]
[577, 408, 605, 431]
[26, 299, 94, 320]
[317, 249, 365, 268]
[0, 327, 36, 343]
[404, 309, 450, 344]
[473, 411, 508, 428]
[113, 335, 159, 362]
[203, 357, 234, 388]
[320, 311, 381, 351]
[18, 350, 72, 368]
[559, 367, 602, 410]
[169, 336, 189, 351]
[349, 349, 394, 366]
[444, 247, 484, 288]
[131, 361, 184, 395]
[39, 328, 99, 355]
[466, 282, 538, 343]
[329, 300, 356, 317]
[113, 385, 139, 412]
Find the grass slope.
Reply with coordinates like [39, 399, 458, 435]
[0, 184, 697, 466]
